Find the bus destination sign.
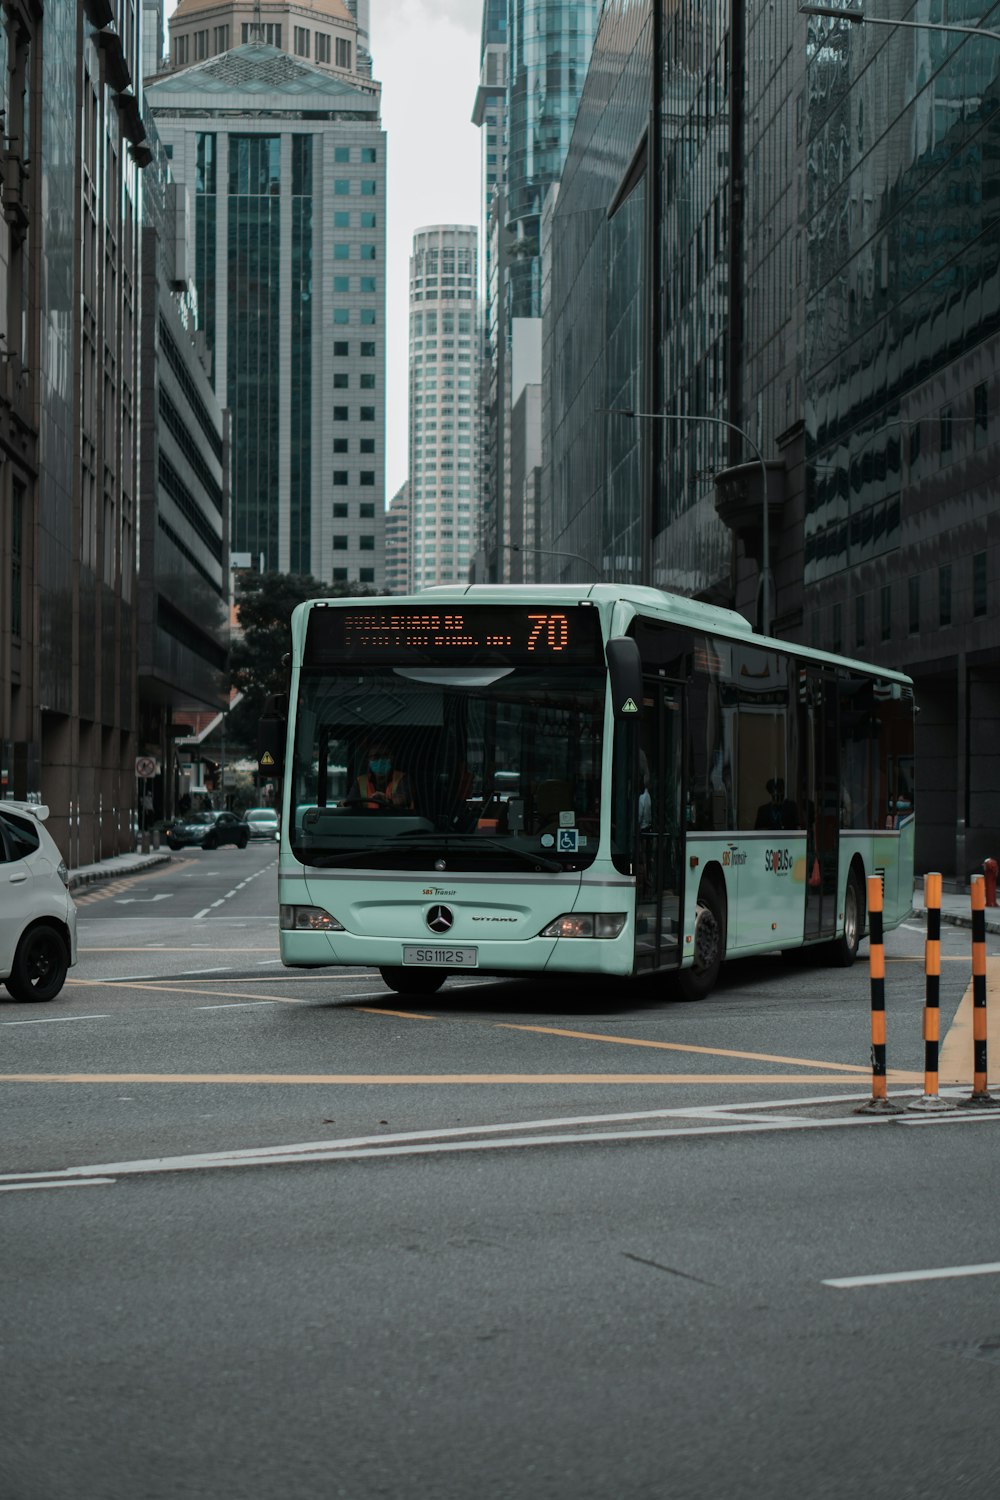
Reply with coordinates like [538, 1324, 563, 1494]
[304, 604, 604, 667]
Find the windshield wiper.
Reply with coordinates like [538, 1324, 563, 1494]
[393, 833, 563, 874]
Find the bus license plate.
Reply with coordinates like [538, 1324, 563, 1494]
[403, 945, 478, 968]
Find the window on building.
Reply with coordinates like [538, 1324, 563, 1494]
[195, 29, 209, 58]
[908, 575, 920, 634]
[360, 535, 375, 551]
[360, 245, 376, 260]
[333, 341, 349, 357]
[939, 564, 952, 626]
[975, 382, 989, 449]
[333, 568, 349, 582]
[336, 36, 352, 69]
[333, 535, 348, 551]
[940, 405, 953, 461]
[333, 309, 349, 325]
[360, 213, 376, 229]
[334, 243, 349, 260]
[333, 406, 348, 421]
[333, 437, 348, 453]
[315, 32, 331, 63]
[361, 147, 376, 163]
[360, 567, 375, 583]
[360, 406, 375, 421]
[360, 180, 376, 196]
[334, 211, 350, 228]
[294, 26, 310, 57]
[360, 438, 375, 454]
[360, 309, 376, 325]
[360, 475, 375, 490]
[334, 179, 350, 196]
[831, 603, 842, 653]
[213, 25, 229, 52]
[333, 372, 349, 388]
[360, 276, 376, 293]
[360, 501, 375, 515]
[174, 34, 189, 64]
[360, 342, 376, 357]
[974, 551, 987, 617]
[880, 584, 891, 642]
[334, 146, 350, 163]
[854, 593, 865, 648]
[333, 277, 350, 294]
[360, 373, 375, 389]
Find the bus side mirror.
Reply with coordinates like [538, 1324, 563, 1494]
[257, 694, 287, 779]
[606, 638, 642, 721]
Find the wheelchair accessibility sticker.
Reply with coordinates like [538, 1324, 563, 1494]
[557, 829, 579, 853]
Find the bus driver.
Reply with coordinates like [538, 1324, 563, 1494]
[346, 741, 413, 810]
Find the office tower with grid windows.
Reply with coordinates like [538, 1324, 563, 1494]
[408, 227, 478, 590]
[147, 44, 386, 587]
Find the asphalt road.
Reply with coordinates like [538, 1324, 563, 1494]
[3, 846, 999, 1499]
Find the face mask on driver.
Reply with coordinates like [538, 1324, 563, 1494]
[369, 757, 392, 778]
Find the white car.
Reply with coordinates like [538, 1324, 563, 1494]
[0, 802, 77, 1003]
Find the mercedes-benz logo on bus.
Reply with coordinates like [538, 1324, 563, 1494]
[427, 904, 454, 934]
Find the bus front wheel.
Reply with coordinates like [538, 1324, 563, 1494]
[677, 879, 726, 1001]
[825, 866, 865, 968]
[379, 967, 447, 997]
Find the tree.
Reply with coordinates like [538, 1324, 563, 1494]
[225, 572, 372, 751]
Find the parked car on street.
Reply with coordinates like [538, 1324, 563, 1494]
[242, 807, 280, 841]
[0, 802, 77, 1003]
[163, 810, 249, 851]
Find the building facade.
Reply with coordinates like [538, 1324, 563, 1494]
[540, 0, 1000, 879]
[164, 0, 368, 81]
[138, 125, 231, 822]
[147, 43, 387, 589]
[0, 0, 151, 863]
[384, 481, 410, 595]
[407, 226, 477, 590]
[473, 0, 598, 584]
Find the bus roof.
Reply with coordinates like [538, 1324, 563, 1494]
[302, 585, 912, 687]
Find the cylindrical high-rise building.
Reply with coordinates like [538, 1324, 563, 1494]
[407, 226, 478, 590]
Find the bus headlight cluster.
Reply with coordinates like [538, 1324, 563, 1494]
[280, 905, 345, 932]
[540, 913, 627, 939]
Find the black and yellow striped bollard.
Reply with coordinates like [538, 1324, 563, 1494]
[856, 874, 903, 1115]
[960, 875, 995, 1108]
[908, 872, 955, 1113]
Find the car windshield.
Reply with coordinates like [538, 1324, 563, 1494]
[290, 665, 606, 871]
[183, 812, 215, 825]
[247, 810, 277, 822]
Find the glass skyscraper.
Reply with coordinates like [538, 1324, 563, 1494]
[148, 44, 387, 587]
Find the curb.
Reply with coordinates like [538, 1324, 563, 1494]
[68, 852, 172, 894]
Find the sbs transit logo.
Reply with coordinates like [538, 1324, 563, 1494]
[765, 848, 792, 876]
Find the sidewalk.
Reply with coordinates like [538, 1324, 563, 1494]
[68, 850, 172, 894]
[912, 879, 1000, 936]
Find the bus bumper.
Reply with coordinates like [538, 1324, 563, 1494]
[278, 929, 636, 979]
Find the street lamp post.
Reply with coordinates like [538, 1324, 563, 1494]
[605, 408, 776, 637]
[504, 544, 602, 582]
[799, 4, 1000, 47]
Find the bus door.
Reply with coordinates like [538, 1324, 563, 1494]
[802, 669, 840, 942]
[636, 679, 684, 971]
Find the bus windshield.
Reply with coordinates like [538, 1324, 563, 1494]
[289, 665, 605, 872]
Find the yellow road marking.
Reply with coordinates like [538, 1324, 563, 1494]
[494, 1022, 872, 1074]
[938, 956, 1000, 1086]
[0, 1072, 923, 1085]
[354, 1006, 439, 1021]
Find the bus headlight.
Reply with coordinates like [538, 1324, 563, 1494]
[539, 913, 627, 939]
[280, 905, 345, 932]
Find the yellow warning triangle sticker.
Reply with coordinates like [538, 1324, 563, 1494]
[621, 698, 638, 714]
[260, 751, 275, 766]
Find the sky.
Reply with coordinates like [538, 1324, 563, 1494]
[371, 2, 482, 501]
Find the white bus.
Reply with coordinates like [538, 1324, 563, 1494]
[258, 586, 915, 1000]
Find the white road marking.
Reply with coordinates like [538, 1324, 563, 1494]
[196, 1002, 277, 1011]
[114, 894, 172, 905]
[0, 1109, 899, 1186]
[898, 1110, 1000, 1126]
[193, 909, 211, 920]
[824, 1262, 1000, 1289]
[2, 1014, 111, 1026]
[0, 1179, 116, 1192]
[184, 966, 232, 975]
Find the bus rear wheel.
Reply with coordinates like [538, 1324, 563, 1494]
[379, 967, 447, 997]
[677, 879, 726, 1001]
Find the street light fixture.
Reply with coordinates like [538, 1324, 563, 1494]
[504, 544, 602, 581]
[799, 4, 1000, 46]
[603, 408, 776, 637]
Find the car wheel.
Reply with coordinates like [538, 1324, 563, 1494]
[676, 877, 726, 1001]
[4, 924, 70, 1003]
[379, 966, 446, 997]
[238, 832, 248, 848]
